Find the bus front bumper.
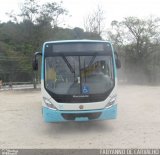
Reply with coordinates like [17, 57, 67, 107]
[42, 104, 117, 122]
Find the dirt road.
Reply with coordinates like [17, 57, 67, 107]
[0, 85, 160, 148]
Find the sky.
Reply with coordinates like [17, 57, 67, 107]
[0, 0, 160, 29]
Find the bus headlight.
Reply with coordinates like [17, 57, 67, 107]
[106, 95, 117, 107]
[43, 97, 57, 110]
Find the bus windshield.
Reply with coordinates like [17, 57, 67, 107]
[45, 55, 114, 95]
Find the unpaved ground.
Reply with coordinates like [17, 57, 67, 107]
[0, 85, 160, 148]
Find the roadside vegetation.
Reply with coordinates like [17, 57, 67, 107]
[0, 0, 160, 85]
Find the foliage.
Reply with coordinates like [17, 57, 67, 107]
[0, 0, 101, 83]
[84, 5, 105, 36]
[108, 16, 160, 84]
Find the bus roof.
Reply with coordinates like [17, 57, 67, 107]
[43, 40, 112, 45]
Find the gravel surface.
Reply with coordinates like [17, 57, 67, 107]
[0, 85, 160, 148]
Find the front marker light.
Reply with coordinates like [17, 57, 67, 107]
[43, 97, 57, 110]
[106, 95, 117, 107]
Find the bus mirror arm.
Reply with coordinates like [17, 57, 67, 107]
[32, 52, 42, 71]
[116, 59, 121, 69]
[114, 51, 121, 69]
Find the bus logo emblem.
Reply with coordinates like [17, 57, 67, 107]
[79, 105, 84, 109]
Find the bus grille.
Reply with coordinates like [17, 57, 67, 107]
[61, 112, 101, 120]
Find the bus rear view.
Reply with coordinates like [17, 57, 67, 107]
[33, 40, 121, 122]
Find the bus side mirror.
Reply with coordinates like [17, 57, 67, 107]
[116, 59, 121, 69]
[114, 51, 121, 69]
[32, 59, 38, 70]
[32, 52, 42, 71]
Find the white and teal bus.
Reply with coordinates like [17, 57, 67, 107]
[33, 40, 121, 122]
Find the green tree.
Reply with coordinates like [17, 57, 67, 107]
[19, 0, 40, 23]
[108, 16, 160, 84]
[37, 1, 68, 27]
[0, 0, 102, 87]
[84, 5, 105, 36]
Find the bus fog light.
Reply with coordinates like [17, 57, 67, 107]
[43, 97, 57, 110]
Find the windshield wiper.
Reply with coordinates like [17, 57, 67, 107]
[62, 55, 77, 82]
[62, 56, 75, 74]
